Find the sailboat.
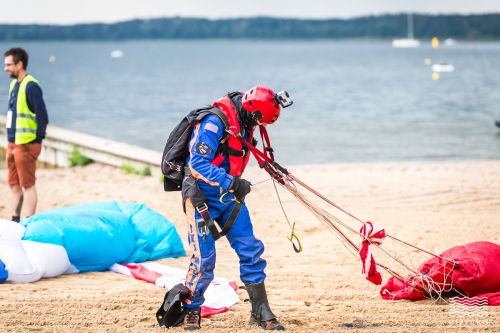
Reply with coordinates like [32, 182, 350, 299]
[392, 13, 420, 48]
[431, 63, 455, 73]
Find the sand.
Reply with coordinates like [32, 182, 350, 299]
[0, 161, 499, 332]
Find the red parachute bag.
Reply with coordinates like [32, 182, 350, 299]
[381, 241, 500, 305]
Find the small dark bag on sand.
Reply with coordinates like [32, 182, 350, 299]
[156, 283, 192, 328]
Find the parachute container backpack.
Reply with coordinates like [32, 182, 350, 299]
[161, 106, 228, 191]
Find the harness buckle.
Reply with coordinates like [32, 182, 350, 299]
[196, 203, 209, 215]
[200, 224, 207, 242]
[226, 126, 241, 138]
[195, 203, 210, 242]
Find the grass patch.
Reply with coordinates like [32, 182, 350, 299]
[68, 146, 93, 167]
[0, 147, 6, 169]
[120, 164, 152, 177]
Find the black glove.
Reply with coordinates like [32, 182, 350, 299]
[230, 177, 252, 201]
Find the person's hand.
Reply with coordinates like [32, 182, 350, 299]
[230, 177, 252, 201]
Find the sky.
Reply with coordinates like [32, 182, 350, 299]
[1, 0, 500, 24]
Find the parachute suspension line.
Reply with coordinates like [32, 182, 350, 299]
[279, 177, 420, 278]
[289, 174, 365, 224]
[286, 173, 468, 298]
[288, 179, 459, 284]
[271, 179, 302, 253]
[282, 180, 358, 252]
[377, 263, 404, 281]
[272, 180, 291, 229]
[245, 139, 465, 300]
[251, 178, 273, 186]
[406, 261, 465, 302]
[371, 239, 420, 276]
[296, 181, 459, 279]
[279, 178, 419, 282]
[289, 174, 455, 265]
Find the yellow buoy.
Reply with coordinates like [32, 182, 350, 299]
[432, 72, 440, 80]
[431, 37, 440, 48]
[424, 57, 432, 65]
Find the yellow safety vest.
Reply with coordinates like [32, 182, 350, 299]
[8, 74, 39, 144]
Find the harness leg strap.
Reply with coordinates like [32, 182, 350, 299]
[196, 203, 220, 241]
[195, 201, 242, 242]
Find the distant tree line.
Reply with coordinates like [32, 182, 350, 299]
[1, 14, 500, 41]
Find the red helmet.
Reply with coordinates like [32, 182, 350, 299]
[242, 86, 281, 124]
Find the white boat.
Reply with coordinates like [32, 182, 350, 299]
[392, 13, 420, 48]
[392, 38, 420, 48]
[431, 63, 455, 73]
[444, 38, 456, 46]
[110, 50, 124, 58]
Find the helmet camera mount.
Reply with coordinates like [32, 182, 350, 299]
[274, 90, 293, 108]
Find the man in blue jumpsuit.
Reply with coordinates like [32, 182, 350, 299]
[181, 86, 289, 331]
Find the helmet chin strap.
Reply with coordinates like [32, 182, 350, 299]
[238, 105, 259, 129]
[246, 111, 260, 128]
[227, 92, 258, 130]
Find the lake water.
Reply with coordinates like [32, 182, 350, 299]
[1, 40, 500, 165]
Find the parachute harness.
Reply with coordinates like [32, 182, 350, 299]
[244, 125, 464, 301]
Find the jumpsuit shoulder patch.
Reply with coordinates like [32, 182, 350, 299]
[204, 123, 219, 134]
[195, 141, 213, 156]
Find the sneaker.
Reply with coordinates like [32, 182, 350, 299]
[183, 309, 201, 331]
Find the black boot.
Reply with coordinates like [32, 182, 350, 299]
[183, 308, 201, 331]
[246, 282, 285, 331]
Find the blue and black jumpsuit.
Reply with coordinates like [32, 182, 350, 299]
[182, 113, 266, 309]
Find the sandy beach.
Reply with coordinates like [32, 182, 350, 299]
[0, 160, 499, 332]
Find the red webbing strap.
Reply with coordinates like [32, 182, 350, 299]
[212, 155, 224, 167]
[242, 126, 275, 165]
[241, 128, 254, 170]
[212, 128, 254, 169]
[243, 139, 272, 165]
[259, 125, 274, 162]
[243, 138, 285, 184]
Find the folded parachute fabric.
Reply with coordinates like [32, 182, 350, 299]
[0, 202, 186, 283]
[0, 218, 25, 239]
[0, 260, 7, 282]
[22, 201, 185, 272]
[111, 262, 239, 318]
[0, 239, 72, 283]
[381, 241, 500, 306]
[0, 219, 72, 283]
